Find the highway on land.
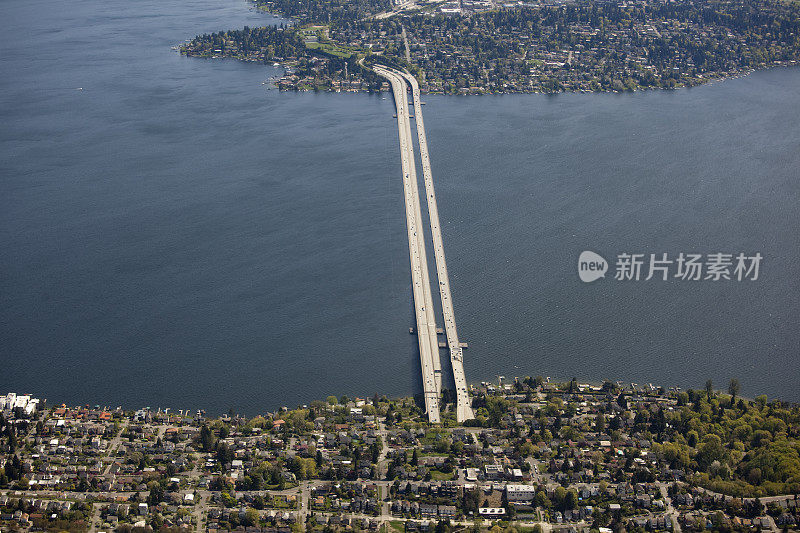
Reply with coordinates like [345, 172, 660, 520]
[374, 65, 441, 423]
[399, 70, 475, 423]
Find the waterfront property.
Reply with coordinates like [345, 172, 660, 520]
[2, 381, 799, 531]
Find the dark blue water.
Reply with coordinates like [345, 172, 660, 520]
[1, 0, 798, 413]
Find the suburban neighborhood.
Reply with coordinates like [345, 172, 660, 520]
[2, 379, 799, 533]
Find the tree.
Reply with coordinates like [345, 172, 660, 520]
[288, 456, 318, 480]
[211, 475, 234, 492]
[756, 395, 767, 410]
[677, 392, 689, 406]
[534, 490, 551, 509]
[371, 442, 380, 463]
[696, 434, 728, 470]
[221, 491, 237, 508]
[616, 392, 628, 410]
[564, 489, 579, 510]
[252, 495, 266, 510]
[706, 379, 714, 401]
[4, 455, 22, 481]
[199, 425, 216, 452]
[216, 442, 234, 466]
[728, 379, 740, 404]
[595, 412, 606, 433]
[149, 513, 164, 530]
[435, 518, 451, 533]
[243, 508, 260, 527]
[753, 497, 763, 516]
[553, 486, 567, 510]
[463, 488, 481, 515]
[147, 481, 164, 506]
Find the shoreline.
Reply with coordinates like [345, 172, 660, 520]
[180, 41, 799, 96]
[180, 0, 800, 96]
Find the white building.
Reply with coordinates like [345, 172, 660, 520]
[1, 393, 40, 415]
[505, 484, 537, 503]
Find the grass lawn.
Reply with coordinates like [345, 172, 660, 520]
[386, 520, 406, 533]
[429, 469, 455, 481]
[420, 429, 449, 444]
[305, 41, 357, 58]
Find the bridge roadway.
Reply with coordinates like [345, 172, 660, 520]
[376, 64, 473, 423]
[386, 68, 443, 399]
[374, 65, 441, 423]
[398, 70, 475, 423]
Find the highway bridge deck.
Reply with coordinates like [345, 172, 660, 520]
[375, 65, 474, 423]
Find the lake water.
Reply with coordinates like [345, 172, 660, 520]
[1, 0, 798, 413]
